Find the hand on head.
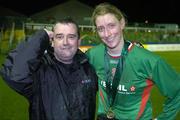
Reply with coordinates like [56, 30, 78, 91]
[44, 28, 54, 41]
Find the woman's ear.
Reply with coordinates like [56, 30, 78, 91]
[120, 17, 125, 30]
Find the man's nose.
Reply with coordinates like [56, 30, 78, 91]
[63, 37, 68, 45]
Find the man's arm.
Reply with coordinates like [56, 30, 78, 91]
[0, 29, 50, 98]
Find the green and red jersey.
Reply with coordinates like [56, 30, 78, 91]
[86, 42, 180, 120]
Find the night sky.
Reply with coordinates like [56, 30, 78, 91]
[0, 0, 179, 24]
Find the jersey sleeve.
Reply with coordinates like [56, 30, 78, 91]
[152, 58, 180, 120]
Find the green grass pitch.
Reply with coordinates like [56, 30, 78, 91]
[0, 51, 180, 120]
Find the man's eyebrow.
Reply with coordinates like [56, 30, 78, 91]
[55, 33, 63, 36]
[68, 34, 77, 36]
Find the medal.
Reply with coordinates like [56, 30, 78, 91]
[106, 108, 115, 119]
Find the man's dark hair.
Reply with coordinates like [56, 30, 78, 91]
[53, 17, 80, 39]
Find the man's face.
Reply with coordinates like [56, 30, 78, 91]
[52, 23, 80, 64]
[95, 13, 125, 50]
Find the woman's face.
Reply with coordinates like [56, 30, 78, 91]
[95, 13, 125, 51]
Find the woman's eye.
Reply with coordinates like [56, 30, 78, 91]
[97, 27, 104, 32]
[108, 24, 115, 28]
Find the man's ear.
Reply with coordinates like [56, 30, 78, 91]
[78, 39, 81, 46]
[51, 41, 54, 47]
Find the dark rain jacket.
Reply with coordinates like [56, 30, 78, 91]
[0, 30, 98, 120]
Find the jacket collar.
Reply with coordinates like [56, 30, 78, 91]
[46, 48, 88, 65]
[74, 49, 88, 64]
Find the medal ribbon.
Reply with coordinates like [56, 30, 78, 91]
[104, 42, 129, 108]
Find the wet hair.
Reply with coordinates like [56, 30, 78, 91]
[53, 17, 80, 39]
[92, 2, 126, 26]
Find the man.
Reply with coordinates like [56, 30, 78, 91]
[0, 18, 97, 120]
[86, 3, 180, 120]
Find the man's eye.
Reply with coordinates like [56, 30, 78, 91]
[69, 36, 75, 39]
[56, 35, 64, 39]
[68, 35, 77, 39]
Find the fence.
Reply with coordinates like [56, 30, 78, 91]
[0, 22, 180, 54]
